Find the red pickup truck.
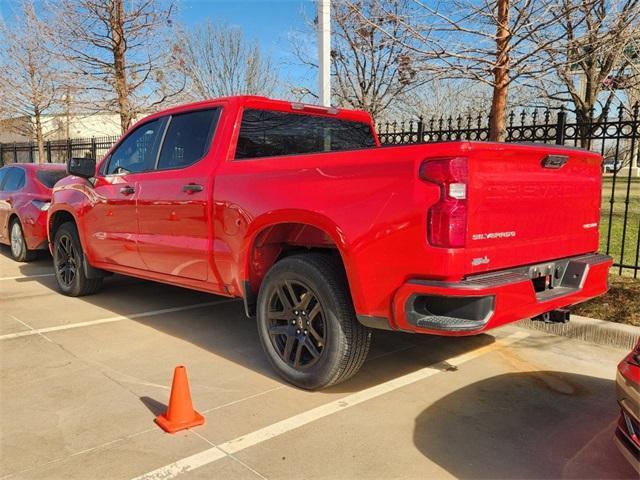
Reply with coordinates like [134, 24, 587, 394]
[48, 96, 612, 389]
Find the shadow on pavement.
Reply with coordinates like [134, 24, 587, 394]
[1, 245, 52, 276]
[139, 396, 167, 416]
[22, 265, 497, 393]
[413, 371, 635, 479]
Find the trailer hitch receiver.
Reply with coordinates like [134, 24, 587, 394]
[532, 308, 570, 324]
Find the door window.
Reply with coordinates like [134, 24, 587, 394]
[105, 118, 165, 175]
[0, 168, 9, 191]
[157, 109, 221, 170]
[3, 167, 25, 191]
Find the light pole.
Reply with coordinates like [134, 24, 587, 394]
[317, 0, 331, 107]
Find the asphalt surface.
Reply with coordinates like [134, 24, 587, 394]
[0, 248, 636, 479]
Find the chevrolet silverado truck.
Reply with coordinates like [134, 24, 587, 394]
[48, 96, 612, 389]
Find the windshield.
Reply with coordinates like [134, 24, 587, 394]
[36, 169, 68, 188]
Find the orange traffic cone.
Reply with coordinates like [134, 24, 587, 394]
[155, 366, 205, 433]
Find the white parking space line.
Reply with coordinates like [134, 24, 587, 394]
[132, 331, 529, 480]
[3, 385, 291, 480]
[7, 314, 55, 343]
[0, 299, 241, 341]
[0, 273, 55, 281]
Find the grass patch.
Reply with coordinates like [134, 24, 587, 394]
[572, 275, 640, 326]
[601, 176, 639, 276]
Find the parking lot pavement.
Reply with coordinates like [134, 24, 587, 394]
[0, 248, 636, 480]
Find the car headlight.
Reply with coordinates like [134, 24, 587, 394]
[31, 200, 51, 211]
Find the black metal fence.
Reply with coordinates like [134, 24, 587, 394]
[0, 136, 118, 166]
[377, 103, 639, 278]
[1, 103, 638, 277]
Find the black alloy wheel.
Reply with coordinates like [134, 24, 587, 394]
[54, 232, 78, 288]
[52, 222, 103, 296]
[266, 279, 327, 369]
[256, 253, 372, 390]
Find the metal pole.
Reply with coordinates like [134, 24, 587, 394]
[317, 0, 331, 107]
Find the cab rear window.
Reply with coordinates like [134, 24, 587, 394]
[235, 109, 376, 160]
[36, 170, 67, 188]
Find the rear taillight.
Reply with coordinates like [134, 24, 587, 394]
[419, 157, 468, 248]
[31, 200, 51, 211]
[627, 340, 640, 367]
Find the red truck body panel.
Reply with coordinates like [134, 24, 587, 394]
[48, 96, 611, 335]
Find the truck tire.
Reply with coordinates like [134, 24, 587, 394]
[256, 252, 372, 390]
[9, 218, 36, 262]
[53, 222, 103, 296]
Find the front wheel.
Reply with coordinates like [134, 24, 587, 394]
[256, 253, 372, 390]
[53, 222, 103, 296]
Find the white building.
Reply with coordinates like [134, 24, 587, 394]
[0, 112, 123, 143]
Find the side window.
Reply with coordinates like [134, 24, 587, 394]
[105, 118, 165, 175]
[3, 167, 25, 192]
[235, 109, 377, 160]
[0, 168, 9, 191]
[157, 109, 220, 170]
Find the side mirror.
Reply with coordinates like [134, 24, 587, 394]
[67, 157, 96, 179]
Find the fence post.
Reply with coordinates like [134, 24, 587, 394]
[91, 137, 97, 159]
[555, 107, 566, 145]
[0, 143, 3, 167]
[13, 143, 17, 164]
[47, 141, 52, 163]
[67, 138, 72, 160]
[417, 117, 424, 143]
[29, 142, 34, 163]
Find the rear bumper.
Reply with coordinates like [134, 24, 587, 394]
[390, 253, 612, 335]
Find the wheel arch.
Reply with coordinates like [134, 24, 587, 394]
[8, 212, 20, 229]
[7, 212, 21, 248]
[48, 208, 79, 247]
[241, 213, 359, 317]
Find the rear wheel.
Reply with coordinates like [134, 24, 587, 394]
[256, 253, 371, 390]
[9, 219, 36, 262]
[53, 222, 102, 296]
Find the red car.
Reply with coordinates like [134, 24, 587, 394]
[616, 339, 640, 472]
[48, 96, 611, 389]
[0, 163, 67, 261]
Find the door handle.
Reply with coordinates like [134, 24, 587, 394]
[120, 185, 135, 196]
[182, 183, 203, 193]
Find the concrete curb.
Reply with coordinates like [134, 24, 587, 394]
[517, 315, 639, 351]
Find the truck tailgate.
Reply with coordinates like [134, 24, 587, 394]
[465, 143, 602, 275]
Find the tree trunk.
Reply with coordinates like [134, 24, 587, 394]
[65, 87, 71, 139]
[575, 107, 592, 149]
[110, 0, 132, 133]
[34, 107, 45, 164]
[489, 0, 510, 142]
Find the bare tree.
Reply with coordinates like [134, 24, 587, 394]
[529, 0, 640, 129]
[626, 36, 640, 109]
[173, 22, 280, 100]
[386, 79, 492, 119]
[349, 0, 573, 140]
[55, 0, 183, 133]
[0, 0, 61, 161]
[293, 0, 424, 120]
